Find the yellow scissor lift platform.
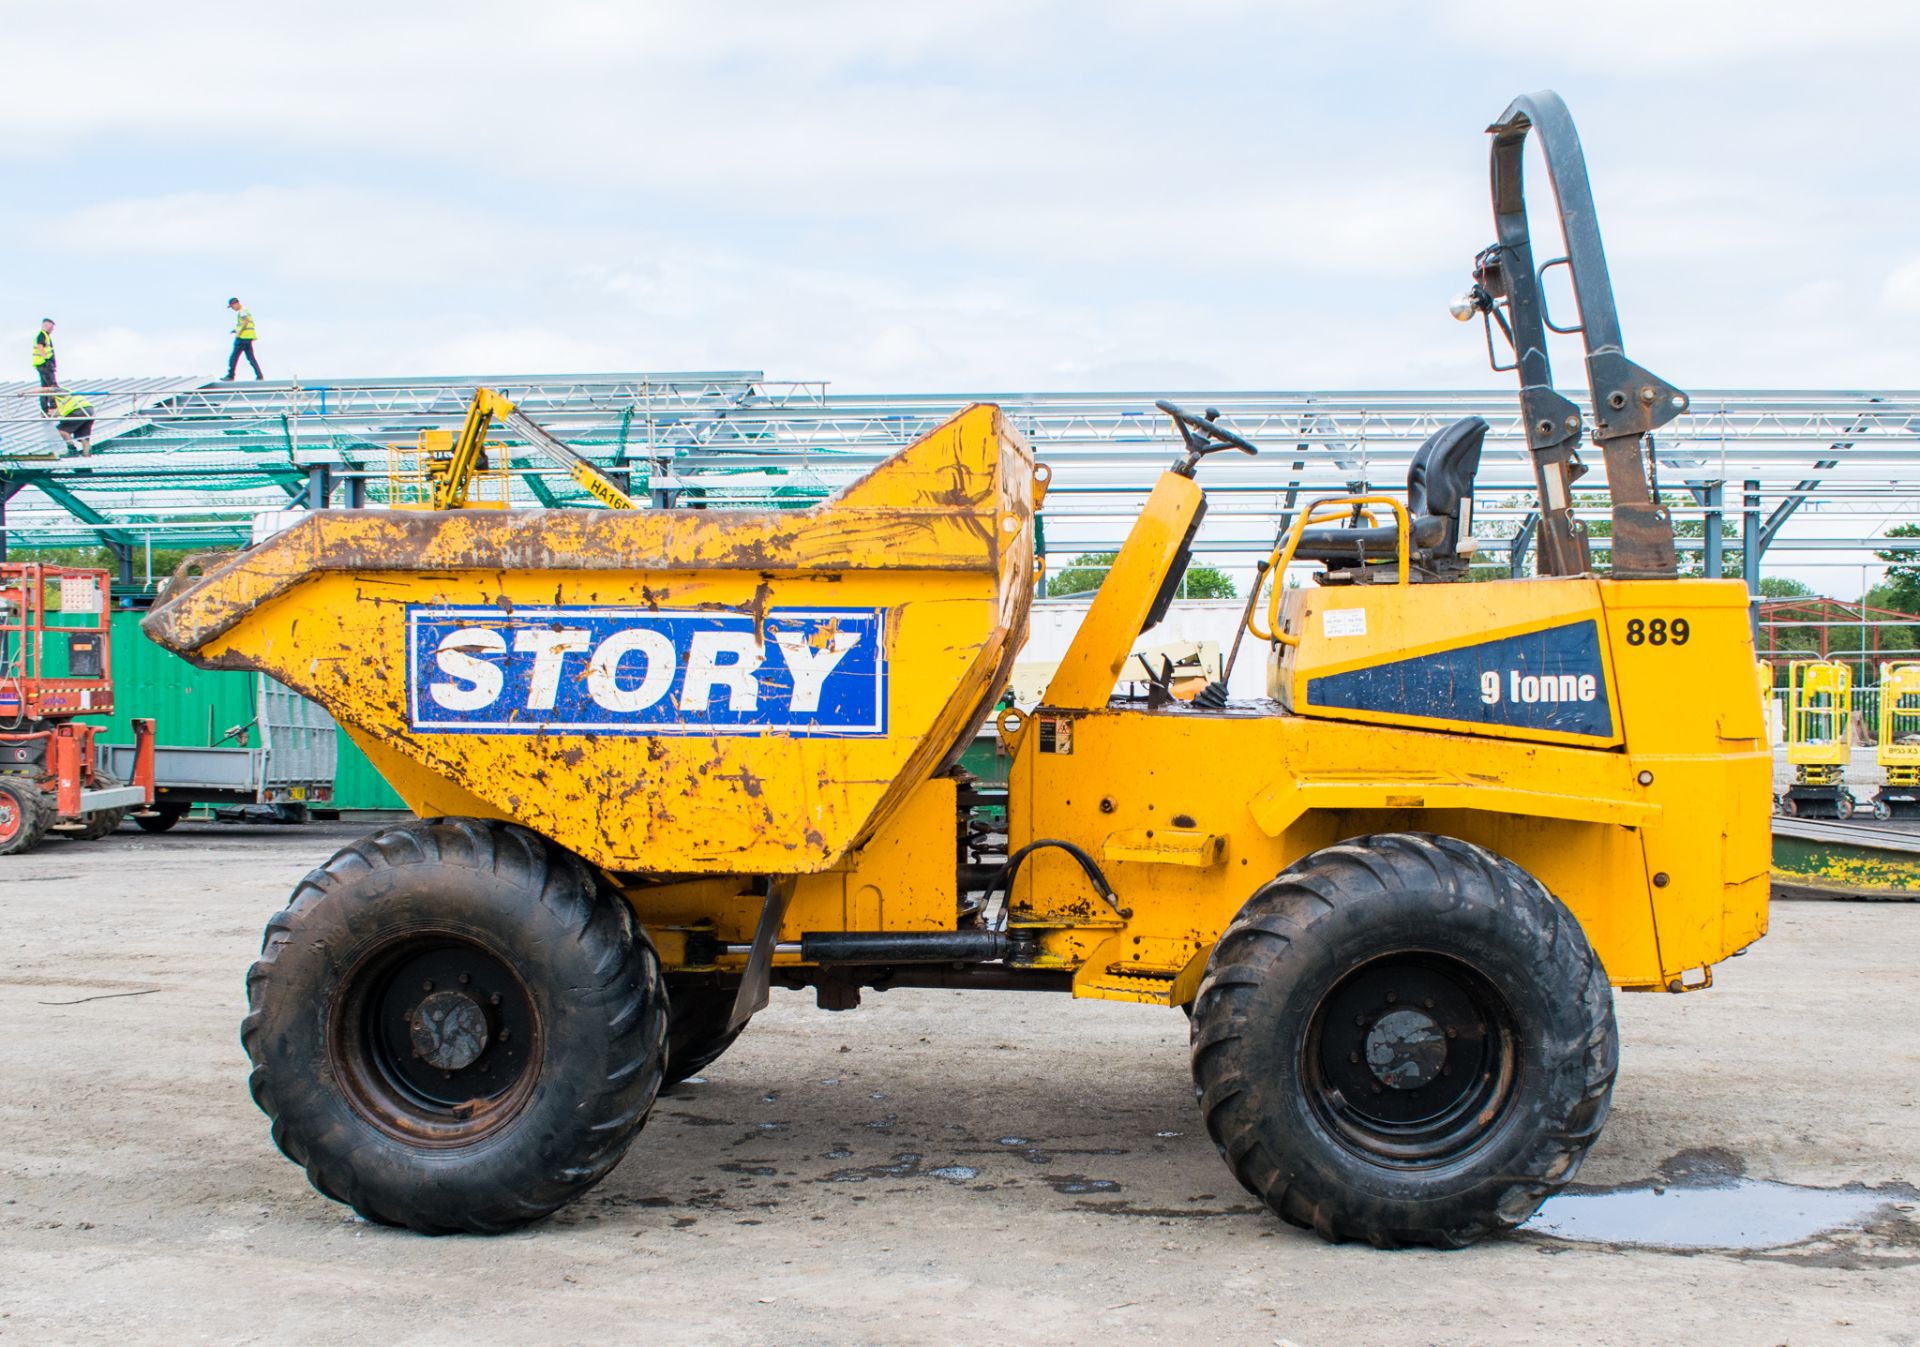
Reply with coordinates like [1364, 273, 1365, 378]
[1872, 661, 1920, 820]
[1779, 659, 1857, 819]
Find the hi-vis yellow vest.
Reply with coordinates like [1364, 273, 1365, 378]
[234, 310, 257, 340]
[32, 332, 52, 367]
[55, 393, 90, 418]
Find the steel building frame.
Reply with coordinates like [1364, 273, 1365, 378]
[2, 374, 1916, 589]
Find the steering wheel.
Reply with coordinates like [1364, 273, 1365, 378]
[1156, 400, 1261, 467]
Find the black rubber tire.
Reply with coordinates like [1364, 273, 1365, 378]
[0, 778, 50, 856]
[1190, 832, 1617, 1249]
[243, 818, 668, 1234]
[133, 805, 187, 833]
[1833, 793, 1856, 821]
[662, 974, 748, 1087]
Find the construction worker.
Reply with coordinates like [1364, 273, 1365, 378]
[32, 319, 57, 414]
[54, 391, 93, 456]
[225, 298, 262, 380]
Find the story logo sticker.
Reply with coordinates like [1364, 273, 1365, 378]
[406, 605, 887, 736]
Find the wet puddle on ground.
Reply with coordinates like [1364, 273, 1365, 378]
[1524, 1179, 1910, 1250]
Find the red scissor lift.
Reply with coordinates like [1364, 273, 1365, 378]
[0, 563, 155, 855]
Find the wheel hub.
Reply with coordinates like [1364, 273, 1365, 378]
[1307, 951, 1517, 1164]
[332, 936, 541, 1139]
[1365, 1007, 1447, 1089]
[409, 989, 490, 1070]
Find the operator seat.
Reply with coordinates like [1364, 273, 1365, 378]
[1290, 415, 1487, 574]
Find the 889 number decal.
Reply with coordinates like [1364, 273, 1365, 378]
[1624, 616, 1689, 647]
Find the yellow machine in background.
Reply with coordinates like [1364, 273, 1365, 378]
[1873, 661, 1920, 819]
[387, 387, 640, 512]
[143, 91, 1770, 1250]
[1780, 658, 1857, 819]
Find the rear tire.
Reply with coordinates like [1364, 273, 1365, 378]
[662, 974, 748, 1086]
[243, 818, 668, 1234]
[61, 772, 129, 841]
[1190, 833, 1616, 1248]
[0, 779, 50, 856]
[134, 804, 188, 833]
[1834, 793, 1856, 821]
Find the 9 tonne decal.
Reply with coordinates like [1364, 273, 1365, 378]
[407, 605, 887, 736]
[1306, 620, 1614, 739]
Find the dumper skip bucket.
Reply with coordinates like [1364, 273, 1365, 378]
[144, 405, 1036, 874]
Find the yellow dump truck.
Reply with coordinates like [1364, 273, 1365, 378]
[145, 92, 1770, 1247]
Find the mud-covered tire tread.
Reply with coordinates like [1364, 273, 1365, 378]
[242, 817, 668, 1235]
[1190, 832, 1616, 1249]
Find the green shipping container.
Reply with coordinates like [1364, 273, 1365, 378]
[85, 609, 408, 811]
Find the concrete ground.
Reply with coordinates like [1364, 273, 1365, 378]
[1, 823, 1916, 1347]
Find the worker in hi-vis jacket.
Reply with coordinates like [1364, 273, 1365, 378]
[225, 298, 262, 380]
[32, 318, 57, 414]
[54, 391, 93, 456]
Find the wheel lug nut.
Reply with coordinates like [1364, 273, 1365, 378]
[1385, 992, 1398, 1004]
[1371, 1084, 1383, 1095]
[422, 980, 434, 992]
[459, 973, 471, 985]
[490, 993, 501, 1006]
[1349, 1051, 1361, 1065]
[1354, 1015, 1366, 1027]
[498, 1029, 511, 1042]
[1423, 997, 1435, 1009]
[1446, 1028, 1458, 1040]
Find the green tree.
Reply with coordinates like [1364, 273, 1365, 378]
[1045, 551, 1236, 600]
[1874, 524, 1920, 615]
[7, 544, 234, 587]
[1758, 576, 1813, 599]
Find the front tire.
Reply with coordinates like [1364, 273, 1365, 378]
[0, 779, 50, 856]
[243, 818, 668, 1234]
[1190, 833, 1616, 1248]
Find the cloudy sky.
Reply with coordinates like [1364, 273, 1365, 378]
[5, 1, 1919, 395]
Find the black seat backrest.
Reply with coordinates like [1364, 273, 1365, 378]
[1288, 415, 1488, 570]
[1407, 416, 1488, 524]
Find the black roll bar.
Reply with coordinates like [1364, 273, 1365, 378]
[1473, 90, 1686, 579]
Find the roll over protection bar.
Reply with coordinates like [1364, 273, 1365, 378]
[1466, 91, 1686, 579]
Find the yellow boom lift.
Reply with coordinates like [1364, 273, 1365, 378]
[145, 92, 1770, 1248]
[1779, 659, 1856, 819]
[389, 387, 641, 512]
[1872, 661, 1920, 819]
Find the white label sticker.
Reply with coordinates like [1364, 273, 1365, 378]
[1323, 608, 1367, 638]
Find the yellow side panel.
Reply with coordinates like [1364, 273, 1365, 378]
[625, 776, 959, 960]
[1011, 700, 1764, 997]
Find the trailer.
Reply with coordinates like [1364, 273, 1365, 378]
[98, 674, 338, 831]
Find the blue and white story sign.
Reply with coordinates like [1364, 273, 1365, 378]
[406, 605, 888, 736]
